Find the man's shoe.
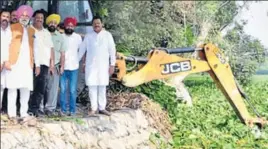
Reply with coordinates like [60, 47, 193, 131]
[19, 116, 37, 127]
[59, 111, 67, 117]
[68, 112, 76, 117]
[45, 110, 53, 117]
[88, 110, 97, 116]
[32, 110, 45, 118]
[99, 110, 111, 116]
[9, 117, 18, 125]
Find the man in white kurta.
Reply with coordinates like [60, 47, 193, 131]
[4, 5, 39, 122]
[78, 16, 116, 116]
[0, 9, 11, 111]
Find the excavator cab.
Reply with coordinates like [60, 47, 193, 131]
[31, 0, 94, 34]
[0, 0, 94, 34]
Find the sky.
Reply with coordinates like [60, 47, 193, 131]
[236, 1, 268, 48]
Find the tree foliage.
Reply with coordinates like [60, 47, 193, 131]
[211, 22, 266, 84]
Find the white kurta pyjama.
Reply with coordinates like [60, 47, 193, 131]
[1, 26, 11, 108]
[78, 30, 116, 86]
[5, 27, 34, 91]
[78, 30, 116, 111]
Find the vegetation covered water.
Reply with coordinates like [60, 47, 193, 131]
[137, 75, 268, 149]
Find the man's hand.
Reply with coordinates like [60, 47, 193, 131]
[4, 62, 11, 70]
[35, 67, 41, 76]
[0, 64, 3, 72]
[82, 64, 85, 73]
[109, 66, 115, 76]
[49, 65, 55, 75]
[60, 66, 64, 75]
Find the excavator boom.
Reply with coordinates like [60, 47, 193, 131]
[112, 43, 267, 128]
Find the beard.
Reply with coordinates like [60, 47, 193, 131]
[47, 26, 56, 32]
[19, 18, 29, 26]
[65, 28, 74, 35]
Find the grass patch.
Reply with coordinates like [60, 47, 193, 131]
[43, 116, 86, 126]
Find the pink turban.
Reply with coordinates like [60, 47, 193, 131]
[16, 5, 33, 18]
[64, 17, 77, 27]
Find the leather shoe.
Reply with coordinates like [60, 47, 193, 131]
[99, 110, 111, 116]
[88, 110, 97, 116]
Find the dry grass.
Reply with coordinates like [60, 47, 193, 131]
[107, 92, 173, 140]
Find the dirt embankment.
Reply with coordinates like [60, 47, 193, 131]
[1, 92, 173, 149]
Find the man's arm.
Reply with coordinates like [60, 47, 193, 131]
[3, 28, 12, 70]
[82, 53, 86, 64]
[1, 51, 8, 71]
[33, 35, 40, 67]
[50, 47, 55, 67]
[1, 38, 9, 71]
[59, 36, 68, 74]
[78, 35, 88, 62]
[107, 32, 116, 76]
[60, 51, 65, 70]
[34, 36, 41, 76]
[48, 32, 55, 74]
[108, 33, 116, 66]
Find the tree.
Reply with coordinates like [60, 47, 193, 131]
[211, 22, 266, 84]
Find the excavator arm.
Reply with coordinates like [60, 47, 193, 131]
[111, 43, 268, 128]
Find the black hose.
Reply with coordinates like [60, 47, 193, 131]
[235, 80, 261, 118]
[160, 47, 196, 54]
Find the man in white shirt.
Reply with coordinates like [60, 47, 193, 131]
[28, 9, 54, 117]
[59, 17, 82, 116]
[0, 9, 11, 112]
[78, 16, 116, 116]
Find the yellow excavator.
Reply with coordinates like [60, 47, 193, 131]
[111, 43, 268, 129]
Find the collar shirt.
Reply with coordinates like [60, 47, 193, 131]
[63, 33, 82, 70]
[32, 26, 54, 67]
[50, 31, 67, 65]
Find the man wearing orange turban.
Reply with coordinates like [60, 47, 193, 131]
[3, 5, 38, 123]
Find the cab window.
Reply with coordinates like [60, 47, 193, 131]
[58, 0, 93, 23]
[28, 1, 48, 12]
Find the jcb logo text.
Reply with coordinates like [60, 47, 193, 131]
[161, 61, 192, 74]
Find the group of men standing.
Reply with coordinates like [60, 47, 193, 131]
[0, 5, 116, 123]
